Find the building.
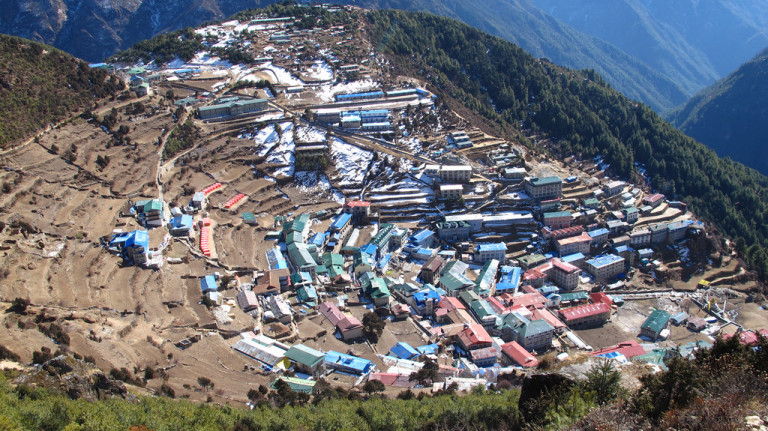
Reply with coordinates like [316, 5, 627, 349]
[556, 232, 592, 256]
[469, 347, 497, 367]
[524, 176, 562, 200]
[630, 228, 651, 247]
[588, 228, 610, 245]
[284, 344, 325, 376]
[511, 319, 554, 353]
[198, 98, 267, 119]
[558, 302, 611, 329]
[437, 221, 470, 242]
[542, 211, 571, 229]
[500, 341, 539, 368]
[324, 351, 374, 375]
[319, 302, 364, 341]
[236, 290, 259, 312]
[439, 165, 473, 183]
[591, 340, 646, 360]
[456, 323, 493, 351]
[643, 193, 665, 208]
[640, 309, 671, 341]
[439, 184, 463, 200]
[649, 223, 669, 245]
[623, 207, 639, 224]
[420, 255, 445, 284]
[603, 180, 626, 197]
[443, 213, 484, 233]
[343, 200, 371, 223]
[475, 243, 507, 264]
[475, 259, 499, 297]
[585, 254, 625, 282]
[389, 342, 420, 360]
[523, 258, 580, 291]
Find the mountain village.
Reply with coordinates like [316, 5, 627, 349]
[2, 5, 767, 404]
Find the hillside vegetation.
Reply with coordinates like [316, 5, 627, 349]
[0, 34, 124, 149]
[667, 47, 768, 176]
[361, 9, 768, 282]
[1, 335, 765, 430]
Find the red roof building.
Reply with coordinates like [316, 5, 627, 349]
[438, 296, 466, 312]
[501, 341, 539, 368]
[457, 323, 493, 351]
[530, 308, 567, 333]
[589, 292, 614, 307]
[558, 302, 611, 329]
[723, 329, 768, 346]
[507, 292, 547, 310]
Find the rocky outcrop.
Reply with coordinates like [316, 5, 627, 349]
[14, 355, 137, 402]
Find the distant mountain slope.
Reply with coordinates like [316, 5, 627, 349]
[667, 48, 768, 175]
[0, 34, 123, 149]
[0, 0, 278, 63]
[339, 0, 689, 112]
[533, 0, 768, 98]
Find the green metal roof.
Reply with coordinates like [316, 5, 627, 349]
[514, 319, 554, 339]
[641, 309, 670, 335]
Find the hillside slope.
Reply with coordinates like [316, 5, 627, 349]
[667, 48, 768, 176]
[534, 0, 768, 97]
[0, 34, 123, 149]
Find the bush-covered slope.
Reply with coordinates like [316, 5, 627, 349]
[363, 9, 768, 280]
[0, 34, 124, 149]
[668, 47, 768, 176]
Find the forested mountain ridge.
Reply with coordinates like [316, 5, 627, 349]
[667, 47, 768, 176]
[0, 34, 124, 149]
[361, 9, 768, 279]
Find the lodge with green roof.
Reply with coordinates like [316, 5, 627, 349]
[641, 309, 671, 341]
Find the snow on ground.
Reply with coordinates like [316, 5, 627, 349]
[316, 79, 380, 102]
[304, 60, 334, 81]
[266, 123, 295, 176]
[262, 62, 303, 85]
[242, 124, 279, 156]
[400, 137, 424, 155]
[294, 172, 345, 204]
[329, 137, 373, 186]
[295, 125, 326, 142]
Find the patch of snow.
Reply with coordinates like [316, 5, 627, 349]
[315, 79, 380, 103]
[304, 60, 334, 82]
[294, 172, 345, 204]
[329, 137, 373, 186]
[262, 62, 303, 86]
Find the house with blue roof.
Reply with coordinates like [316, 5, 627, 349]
[588, 228, 610, 245]
[496, 266, 521, 293]
[389, 342, 420, 360]
[324, 351, 374, 374]
[201, 275, 217, 293]
[169, 214, 193, 236]
[475, 243, 507, 264]
[408, 229, 436, 249]
[412, 288, 441, 316]
[267, 247, 288, 270]
[108, 230, 149, 266]
[585, 254, 626, 282]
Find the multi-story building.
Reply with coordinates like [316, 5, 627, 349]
[437, 221, 471, 242]
[585, 254, 625, 282]
[439, 165, 473, 183]
[556, 232, 592, 256]
[629, 228, 651, 247]
[543, 211, 572, 229]
[439, 184, 463, 200]
[524, 176, 562, 200]
[475, 242, 507, 264]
